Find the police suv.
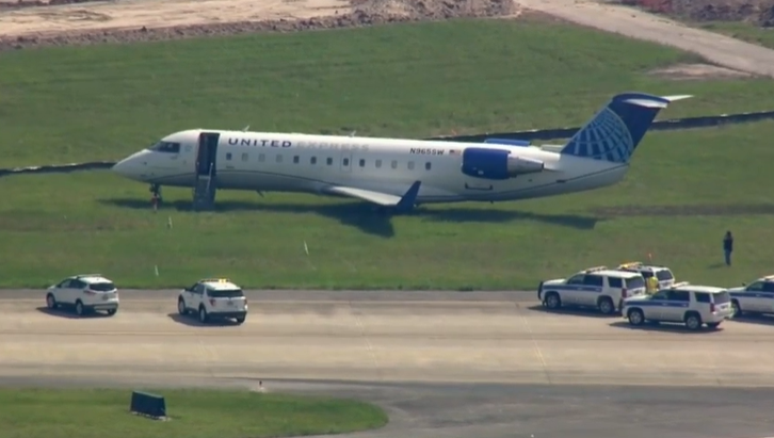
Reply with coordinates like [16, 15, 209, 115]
[728, 274, 774, 317]
[622, 282, 733, 330]
[177, 278, 248, 324]
[44, 273, 119, 317]
[538, 266, 647, 315]
[617, 261, 676, 290]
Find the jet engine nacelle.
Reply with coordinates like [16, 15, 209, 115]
[461, 147, 544, 180]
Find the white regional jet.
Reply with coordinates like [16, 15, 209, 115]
[111, 92, 690, 212]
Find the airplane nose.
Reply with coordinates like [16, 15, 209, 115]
[112, 157, 140, 180]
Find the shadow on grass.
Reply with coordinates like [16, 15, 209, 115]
[608, 320, 725, 334]
[591, 203, 774, 218]
[526, 304, 617, 319]
[167, 312, 243, 327]
[35, 306, 112, 320]
[100, 198, 602, 238]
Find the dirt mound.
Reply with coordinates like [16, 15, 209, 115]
[0, 0, 518, 51]
[614, 0, 774, 25]
[0, 0, 97, 10]
[760, 2, 774, 26]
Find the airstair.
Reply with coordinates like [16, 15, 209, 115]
[192, 163, 216, 211]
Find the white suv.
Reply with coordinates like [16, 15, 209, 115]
[617, 261, 676, 291]
[538, 266, 647, 315]
[728, 274, 774, 317]
[622, 283, 733, 330]
[45, 274, 119, 317]
[177, 278, 248, 324]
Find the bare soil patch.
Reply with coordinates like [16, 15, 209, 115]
[648, 62, 754, 80]
[0, 0, 518, 51]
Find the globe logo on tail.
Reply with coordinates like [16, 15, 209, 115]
[564, 107, 635, 163]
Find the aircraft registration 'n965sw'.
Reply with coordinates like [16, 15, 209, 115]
[112, 92, 691, 212]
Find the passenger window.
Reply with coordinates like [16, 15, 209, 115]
[241, 153, 248, 161]
[226, 153, 232, 161]
[293, 155, 299, 164]
[746, 281, 764, 291]
[667, 290, 690, 301]
[695, 293, 710, 303]
[583, 275, 604, 287]
[359, 159, 365, 167]
[376, 159, 382, 168]
[763, 282, 774, 293]
[650, 291, 668, 300]
[656, 270, 674, 281]
[343, 158, 350, 166]
[391, 160, 397, 169]
[425, 162, 431, 170]
[566, 275, 584, 285]
[326, 157, 333, 165]
[259, 153, 265, 162]
[608, 277, 623, 288]
[408, 161, 415, 170]
[276, 154, 283, 163]
[311, 157, 317, 165]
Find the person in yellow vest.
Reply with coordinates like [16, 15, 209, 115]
[646, 275, 659, 294]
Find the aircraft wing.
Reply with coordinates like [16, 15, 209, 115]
[324, 181, 422, 211]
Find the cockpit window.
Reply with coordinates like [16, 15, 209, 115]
[147, 141, 181, 153]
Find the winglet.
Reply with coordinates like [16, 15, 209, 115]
[396, 181, 421, 212]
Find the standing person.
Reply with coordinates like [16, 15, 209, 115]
[723, 231, 734, 266]
[646, 275, 659, 294]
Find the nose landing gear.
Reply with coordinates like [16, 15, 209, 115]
[149, 184, 163, 208]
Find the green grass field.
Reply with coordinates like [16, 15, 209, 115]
[0, 388, 388, 438]
[2, 17, 774, 290]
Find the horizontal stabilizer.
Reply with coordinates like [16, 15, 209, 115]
[484, 138, 531, 147]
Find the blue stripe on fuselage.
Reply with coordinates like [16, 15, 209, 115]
[730, 291, 774, 299]
[624, 301, 689, 307]
[544, 285, 603, 293]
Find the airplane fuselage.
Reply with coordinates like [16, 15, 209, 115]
[114, 129, 629, 204]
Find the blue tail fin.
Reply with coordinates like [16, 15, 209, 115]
[559, 92, 691, 163]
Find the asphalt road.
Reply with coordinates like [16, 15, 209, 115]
[519, 0, 774, 78]
[3, 289, 774, 438]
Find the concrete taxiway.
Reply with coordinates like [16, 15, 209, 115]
[2, 289, 774, 438]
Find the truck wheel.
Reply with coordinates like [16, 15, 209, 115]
[685, 312, 702, 330]
[627, 308, 645, 326]
[544, 292, 561, 310]
[46, 293, 57, 310]
[598, 297, 615, 315]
